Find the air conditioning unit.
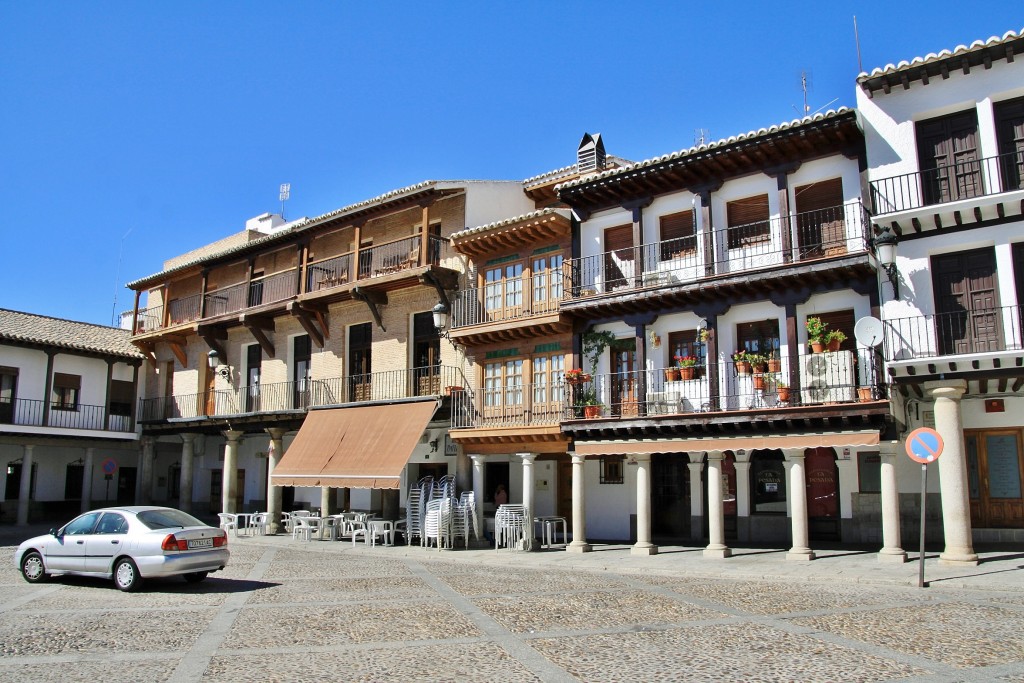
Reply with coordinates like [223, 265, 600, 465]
[799, 350, 855, 405]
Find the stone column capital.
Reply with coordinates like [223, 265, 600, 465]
[469, 453, 486, 464]
[705, 450, 725, 462]
[782, 448, 806, 462]
[516, 452, 537, 464]
[265, 427, 287, 439]
[571, 453, 586, 466]
[223, 429, 245, 442]
[924, 379, 968, 400]
[180, 433, 196, 445]
[630, 452, 652, 464]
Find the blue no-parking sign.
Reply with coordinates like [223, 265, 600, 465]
[906, 427, 944, 464]
[101, 457, 119, 476]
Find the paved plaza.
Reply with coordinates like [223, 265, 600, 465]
[2, 528, 1023, 682]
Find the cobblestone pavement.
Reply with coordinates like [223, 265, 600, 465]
[2, 532, 1023, 683]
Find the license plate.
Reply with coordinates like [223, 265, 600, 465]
[187, 538, 213, 549]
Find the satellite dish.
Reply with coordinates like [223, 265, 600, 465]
[854, 316, 884, 348]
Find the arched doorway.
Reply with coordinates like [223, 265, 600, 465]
[806, 447, 840, 541]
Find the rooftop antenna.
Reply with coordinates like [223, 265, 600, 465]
[853, 15, 863, 74]
[110, 226, 134, 327]
[279, 182, 291, 220]
[801, 70, 811, 115]
[694, 128, 709, 146]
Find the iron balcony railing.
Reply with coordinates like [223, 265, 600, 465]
[451, 270, 564, 329]
[882, 304, 1024, 362]
[0, 398, 134, 432]
[566, 202, 870, 298]
[870, 150, 1024, 215]
[204, 269, 299, 318]
[448, 348, 884, 429]
[138, 365, 469, 423]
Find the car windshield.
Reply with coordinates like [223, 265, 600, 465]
[136, 509, 206, 530]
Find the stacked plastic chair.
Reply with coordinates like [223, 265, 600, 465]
[405, 475, 433, 546]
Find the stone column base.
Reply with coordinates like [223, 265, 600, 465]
[703, 544, 732, 559]
[878, 548, 907, 564]
[786, 548, 816, 561]
[630, 543, 659, 556]
[566, 541, 592, 553]
[939, 551, 979, 566]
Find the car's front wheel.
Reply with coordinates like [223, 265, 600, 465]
[113, 558, 141, 592]
[20, 551, 49, 584]
[183, 571, 208, 584]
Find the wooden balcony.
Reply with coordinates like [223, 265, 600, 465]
[449, 270, 570, 344]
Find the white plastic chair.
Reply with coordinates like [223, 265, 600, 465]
[366, 520, 394, 547]
[292, 516, 319, 541]
[217, 513, 238, 536]
[249, 512, 268, 536]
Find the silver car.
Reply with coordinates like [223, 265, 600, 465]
[13, 506, 230, 591]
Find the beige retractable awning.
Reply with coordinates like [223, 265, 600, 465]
[270, 400, 438, 489]
[573, 431, 880, 457]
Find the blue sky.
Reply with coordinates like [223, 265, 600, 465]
[2, 3, 1020, 326]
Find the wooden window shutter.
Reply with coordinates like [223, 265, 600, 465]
[726, 194, 770, 248]
[53, 373, 81, 390]
[659, 211, 695, 260]
[604, 224, 633, 255]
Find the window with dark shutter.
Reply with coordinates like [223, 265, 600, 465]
[659, 211, 696, 261]
[916, 109, 981, 205]
[726, 194, 770, 249]
[795, 178, 846, 257]
[603, 224, 634, 290]
[52, 372, 81, 411]
[109, 379, 134, 417]
[814, 309, 855, 351]
[736, 320, 780, 357]
[995, 95, 1024, 191]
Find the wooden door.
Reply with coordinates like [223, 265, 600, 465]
[203, 364, 216, 416]
[348, 324, 371, 402]
[610, 339, 637, 417]
[557, 459, 573, 523]
[805, 447, 840, 541]
[932, 247, 1001, 355]
[917, 110, 981, 205]
[603, 224, 634, 292]
[967, 430, 1024, 529]
[795, 177, 845, 258]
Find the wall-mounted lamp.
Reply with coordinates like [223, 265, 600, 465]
[207, 350, 231, 379]
[429, 438, 439, 453]
[432, 301, 455, 345]
[873, 227, 900, 298]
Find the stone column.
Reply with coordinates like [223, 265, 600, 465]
[518, 453, 537, 550]
[16, 444, 34, 526]
[567, 453, 591, 552]
[878, 444, 907, 563]
[687, 457, 704, 543]
[320, 487, 334, 517]
[470, 454, 485, 540]
[927, 380, 978, 566]
[223, 430, 243, 514]
[704, 451, 731, 558]
[632, 453, 658, 555]
[734, 458, 752, 541]
[81, 447, 95, 513]
[266, 428, 286, 534]
[784, 448, 815, 561]
[138, 436, 155, 505]
[179, 433, 195, 514]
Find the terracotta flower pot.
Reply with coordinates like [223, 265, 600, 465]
[777, 387, 791, 402]
[767, 359, 782, 373]
[810, 342, 825, 353]
[583, 405, 602, 418]
[827, 338, 842, 352]
[664, 368, 681, 381]
[753, 374, 766, 390]
[735, 361, 752, 375]
[858, 387, 873, 402]
[678, 367, 695, 380]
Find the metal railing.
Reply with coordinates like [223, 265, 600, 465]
[138, 365, 469, 423]
[204, 270, 301, 319]
[567, 202, 870, 298]
[451, 270, 564, 329]
[870, 150, 1024, 215]
[449, 381, 566, 428]
[882, 304, 1024, 361]
[0, 398, 134, 432]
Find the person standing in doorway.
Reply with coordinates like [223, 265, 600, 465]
[494, 483, 508, 506]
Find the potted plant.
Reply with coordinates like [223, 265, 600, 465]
[766, 350, 782, 374]
[676, 354, 698, 380]
[565, 368, 592, 385]
[745, 352, 767, 373]
[775, 379, 791, 403]
[858, 385, 873, 402]
[664, 362, 680, 382]
[806, 316, 828, 353]
[732, 349, 751, 375]
[577, 387, 603, 418]
[825, 329, 847, 352]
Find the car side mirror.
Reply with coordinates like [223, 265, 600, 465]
[49, 528, 60, 537]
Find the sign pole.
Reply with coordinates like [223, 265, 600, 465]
[918, 463, 927, 588]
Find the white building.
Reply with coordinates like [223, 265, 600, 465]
[859, 27, 1024, 560]
[0, 309, 145, 525]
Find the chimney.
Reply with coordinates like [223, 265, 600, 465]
[577, 133, 606, 174]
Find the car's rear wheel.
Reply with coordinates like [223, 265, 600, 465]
[183, 571, 208, 584]
[113, 558, 141, 592]
[20, 551, 49, 584]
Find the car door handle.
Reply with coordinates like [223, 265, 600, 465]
[110, 540, 120, 544]
[76, 540, 85, 545]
